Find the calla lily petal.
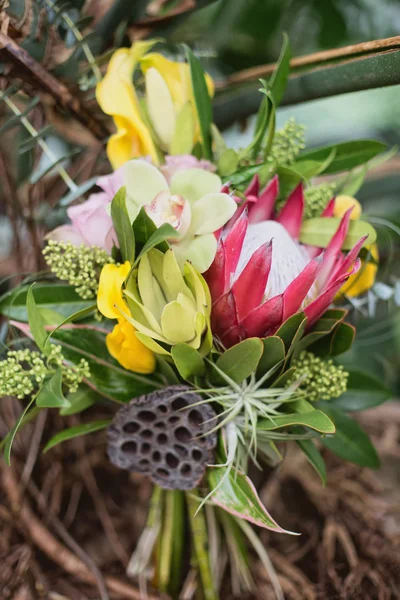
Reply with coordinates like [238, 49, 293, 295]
[106, 319, 155, 373]
[97, 262, 131, 320]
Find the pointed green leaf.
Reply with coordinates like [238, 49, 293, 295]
[299, 140, 387, 174]
[208, 467, 296, 533]
[331, 369, 391, 412]
[218, 148, 239, 177]
[36, 369, 70, 408]
[27, 285, 49, 355]
[186, 46, 213, 160]
[299, 218, 377, 250]
[171, 344, 205, 380]
[44, 303, 96, 351]
[329, 322, 355, 356]
[257, 336, 286, 377]
[216, 338, 264, 384]
[43, 419, 111, 453]
[296, 439, 327, 486]
[134, 223, 179, 265]
[111, 186, 135, 263]
[258, 410, 335, 434]
[319, 404, 380, 468]
[269, 33, 291, 107]
[60, 387, 98, 416]
[3, 398, 37, 465]
[132, 207, 168, 253]
[276, 313, 306, 352]
[0, 283, 95, 322]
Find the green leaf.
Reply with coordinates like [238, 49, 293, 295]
[319, 404, 380, 469]
[43, 419, 111, 453]
[329, 322, 355, 356]
[216, 338, 264, 384]
[208, 467, 295, 533]
[0, 283, 95, 322]
[249, 90, 274, 159]
[170, 102, 195, 155]
[44, 304, 96, 351]
[258, 410, 335, 434]
[276, 313, 306, 353]
[218, 149, 239, 177]
[257, 336, 286, 377]
[135, 223, 179, 265]
[171, 344, 205, 380]
[296, 439, 327, 486]
[132, 207, 164, 252]
[3, 397, 37, 465]
[268, 33, 291, 107]
[299, 218, 377, 250]
[60, 386, 98, 416]
[36, 369, 70, 408]
[27, 285, 49, 355]
[111, 186, 135, 263]
[299, 140, 387, 174]
[332, 369, 391, 412]
[222, 164, 266, 189]
[52, 327, 155, 402]
[186, 46, 212, 160]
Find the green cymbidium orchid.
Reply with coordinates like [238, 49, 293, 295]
[122, 248, 213, 357]
[124, 159, 237, 273]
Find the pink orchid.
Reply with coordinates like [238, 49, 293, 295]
[205, 176, 364, 348]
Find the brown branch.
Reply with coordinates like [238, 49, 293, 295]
[218, 35, 400, 89]
[0, 31, 109, 140]
[0, 463, 163, 600]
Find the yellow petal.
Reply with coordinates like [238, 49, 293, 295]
[97, 262, 131, 319]
[339, 243, 378, 298]
[106, 319, 155, 373]
[334, 195, 362, 220]
[96, 47, 159, 166]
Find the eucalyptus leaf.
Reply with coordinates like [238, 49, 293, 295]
[43, 419, 111, 453]
[299, 218, 377, 249]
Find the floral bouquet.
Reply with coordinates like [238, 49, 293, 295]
[0, 39, 392, 599]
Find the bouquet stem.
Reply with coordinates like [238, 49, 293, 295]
[186, 491, 218, 600]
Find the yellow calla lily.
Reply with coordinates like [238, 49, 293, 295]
[96, 42, 159, 168]
[334, 194, 378, 297]
[106, 318, 155, 374]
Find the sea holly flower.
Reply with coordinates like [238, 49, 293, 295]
[122, 249, 212, 356]
[333, 194, 378, 297]
[124, 160, 236, 272]
[97, 262, 155, 374]
[96, 41, 159, 168]
[205, 182, 365, 347]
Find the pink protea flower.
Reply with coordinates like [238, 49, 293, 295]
[205, 176, 365, 348]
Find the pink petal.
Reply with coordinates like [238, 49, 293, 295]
[283, 258, 321, 321]
[232, 241, 273, 320]
[245, 174, 260, 198]
[242, 294, 284, 338]
[276, 184, 304, 239]
[211, 291, 239, 338]
[305, 260, 361, 326]
[205, 240, 227, 302]
[46, 225, 85, 246]
[317, 208, 353, 288]
[248, 175, 279, 224]
[328, 235, 367, 286]
[321, 198, 335, 217]
[224, 210, 249, 282]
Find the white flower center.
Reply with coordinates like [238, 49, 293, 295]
[236, 221, 311, 298]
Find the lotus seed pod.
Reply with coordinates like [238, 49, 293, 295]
[107, 385, 217, 490]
